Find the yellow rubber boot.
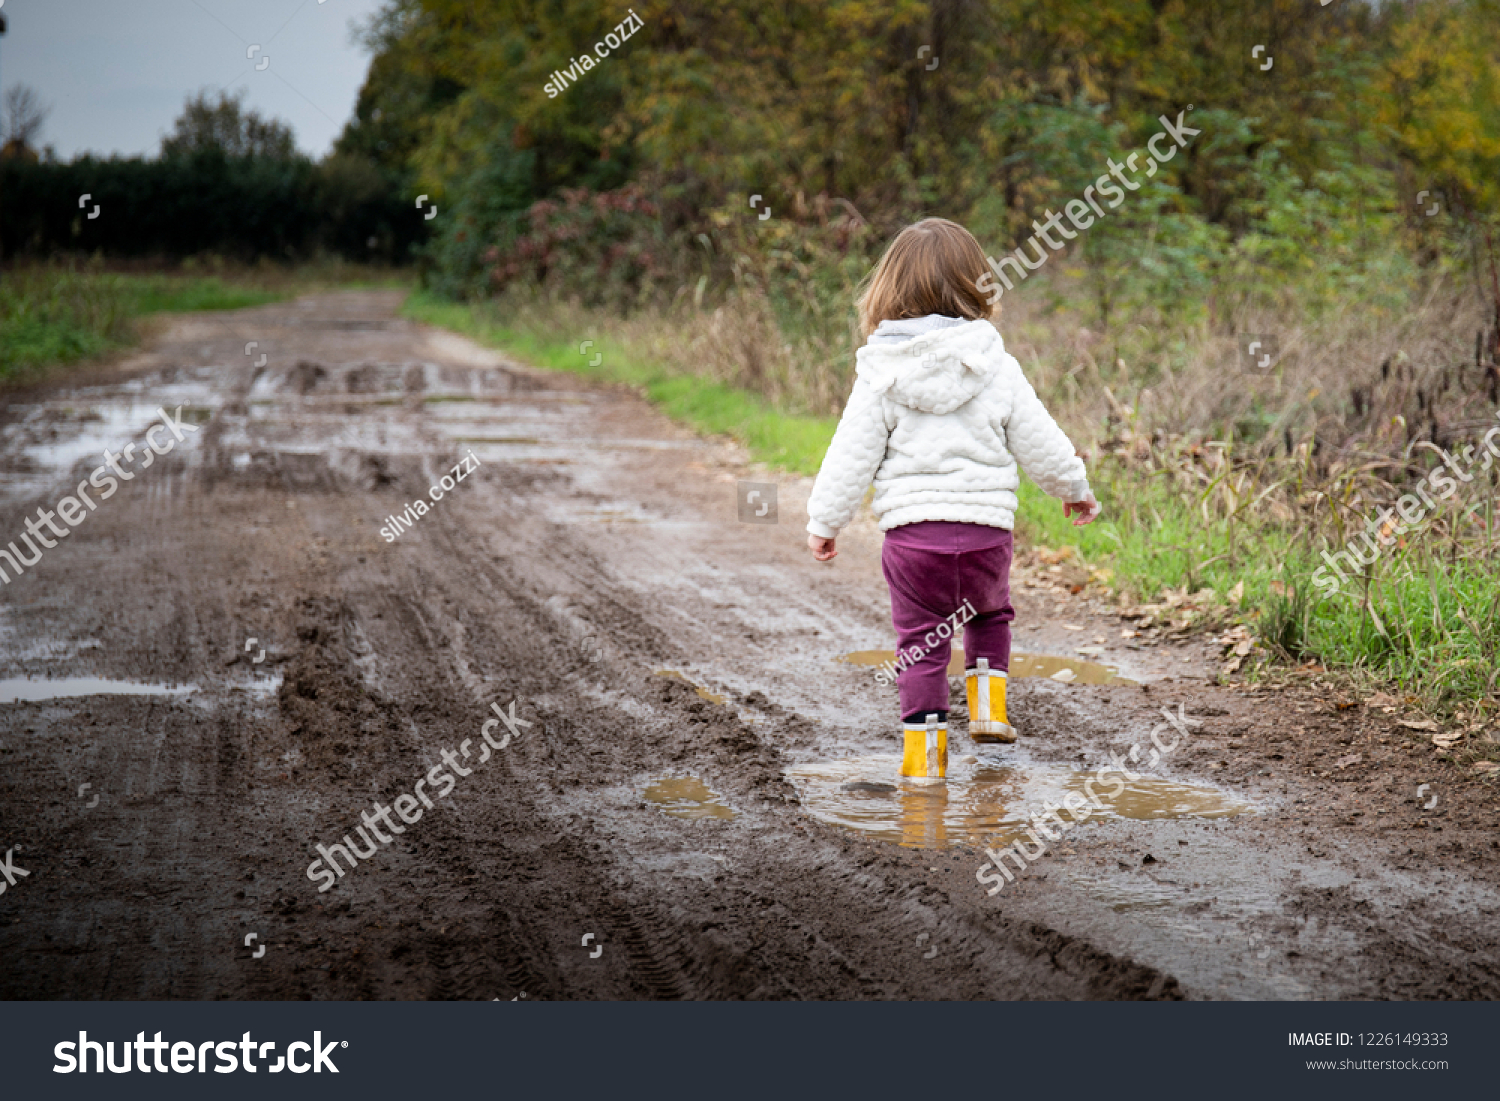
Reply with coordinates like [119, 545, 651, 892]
[966, 658, 1016, 743]
[901, 713, 948, 782]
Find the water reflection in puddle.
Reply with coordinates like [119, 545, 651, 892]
[788, 754, 1249, 849]
[642, 776, 737, 820]
[0, 673, 281, 703]
[0, 677, 197, 703]
[837, 649, 1132, 686]
[0, 400, 213, 503]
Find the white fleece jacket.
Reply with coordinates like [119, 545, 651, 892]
[806, 315, 1090, 538]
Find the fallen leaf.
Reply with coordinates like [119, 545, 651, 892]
[1473, 761, 1500, 775]
[1234, 638, 1254, 657]
[1335, 700, 1358, 711]
[1062, 624, 1085, 631]
[1228, 580, 1245, 605]
[1398, 719, 1439, 732]
[1075, 645, 1103, 656]
[1334, 753, 1363, 770]
[1220, 656, 1243, 676]
[1364, 692, 1400, 708]
[1432, 731, 1463, 749]
[1049, 668, 1077, 683]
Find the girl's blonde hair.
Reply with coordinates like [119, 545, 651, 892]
[857, 217, 994, 338]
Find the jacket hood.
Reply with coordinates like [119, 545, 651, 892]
[855, 319, 1003, 414]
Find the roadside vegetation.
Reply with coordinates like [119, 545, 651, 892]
[0, 259, 408, 383]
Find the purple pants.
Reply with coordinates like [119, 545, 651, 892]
[881, 521, 1014, 720]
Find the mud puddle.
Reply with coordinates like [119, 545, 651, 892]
[651, 670, 726, 705]
[643, 776, 737, 820]
[0, 396, 214, 502]
[788, 754, 1250, 849]
[838, 649, 1132, 685]
[0, 676, 198, 703]
[0, 673, 281, 705]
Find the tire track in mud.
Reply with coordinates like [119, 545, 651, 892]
[265, 539, 1173, 1003]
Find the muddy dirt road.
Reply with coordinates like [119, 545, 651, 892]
[2, 290, 1497, 1001]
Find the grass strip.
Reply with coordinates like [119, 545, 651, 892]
[0, 269, 283, 381]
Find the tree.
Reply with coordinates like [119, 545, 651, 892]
[1, 84, 52, 157]
[160, 90, 299, 161]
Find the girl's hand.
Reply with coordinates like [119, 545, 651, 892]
[808, 534, 838, 561]
[1063, 496, 1101, 526]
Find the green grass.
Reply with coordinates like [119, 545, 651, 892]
[0, 267, 282, 381]
[1, 261, 408, 383]
[403, 290, 837, 474]
[1018, 452, 1500, 717]
[1, 268, 128, 378]
[1279, 512, 1500, 712]
[1013, 459, 1301, 605]
[124, 276, 282, 315]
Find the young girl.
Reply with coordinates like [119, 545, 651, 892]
[806, 217, 1100, 781]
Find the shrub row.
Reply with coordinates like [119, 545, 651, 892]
[0, 151, 427, 262]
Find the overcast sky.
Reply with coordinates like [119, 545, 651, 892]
[0, 0, 389, 159]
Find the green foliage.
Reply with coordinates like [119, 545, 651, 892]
[0, 267, 130, 379]
[160, 90, 298, 162]
[1296, 501, 1500, 710]
[0, 149, 421, 263]
[0, 265, 283, 381]
[353, 0, 1500, 381]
